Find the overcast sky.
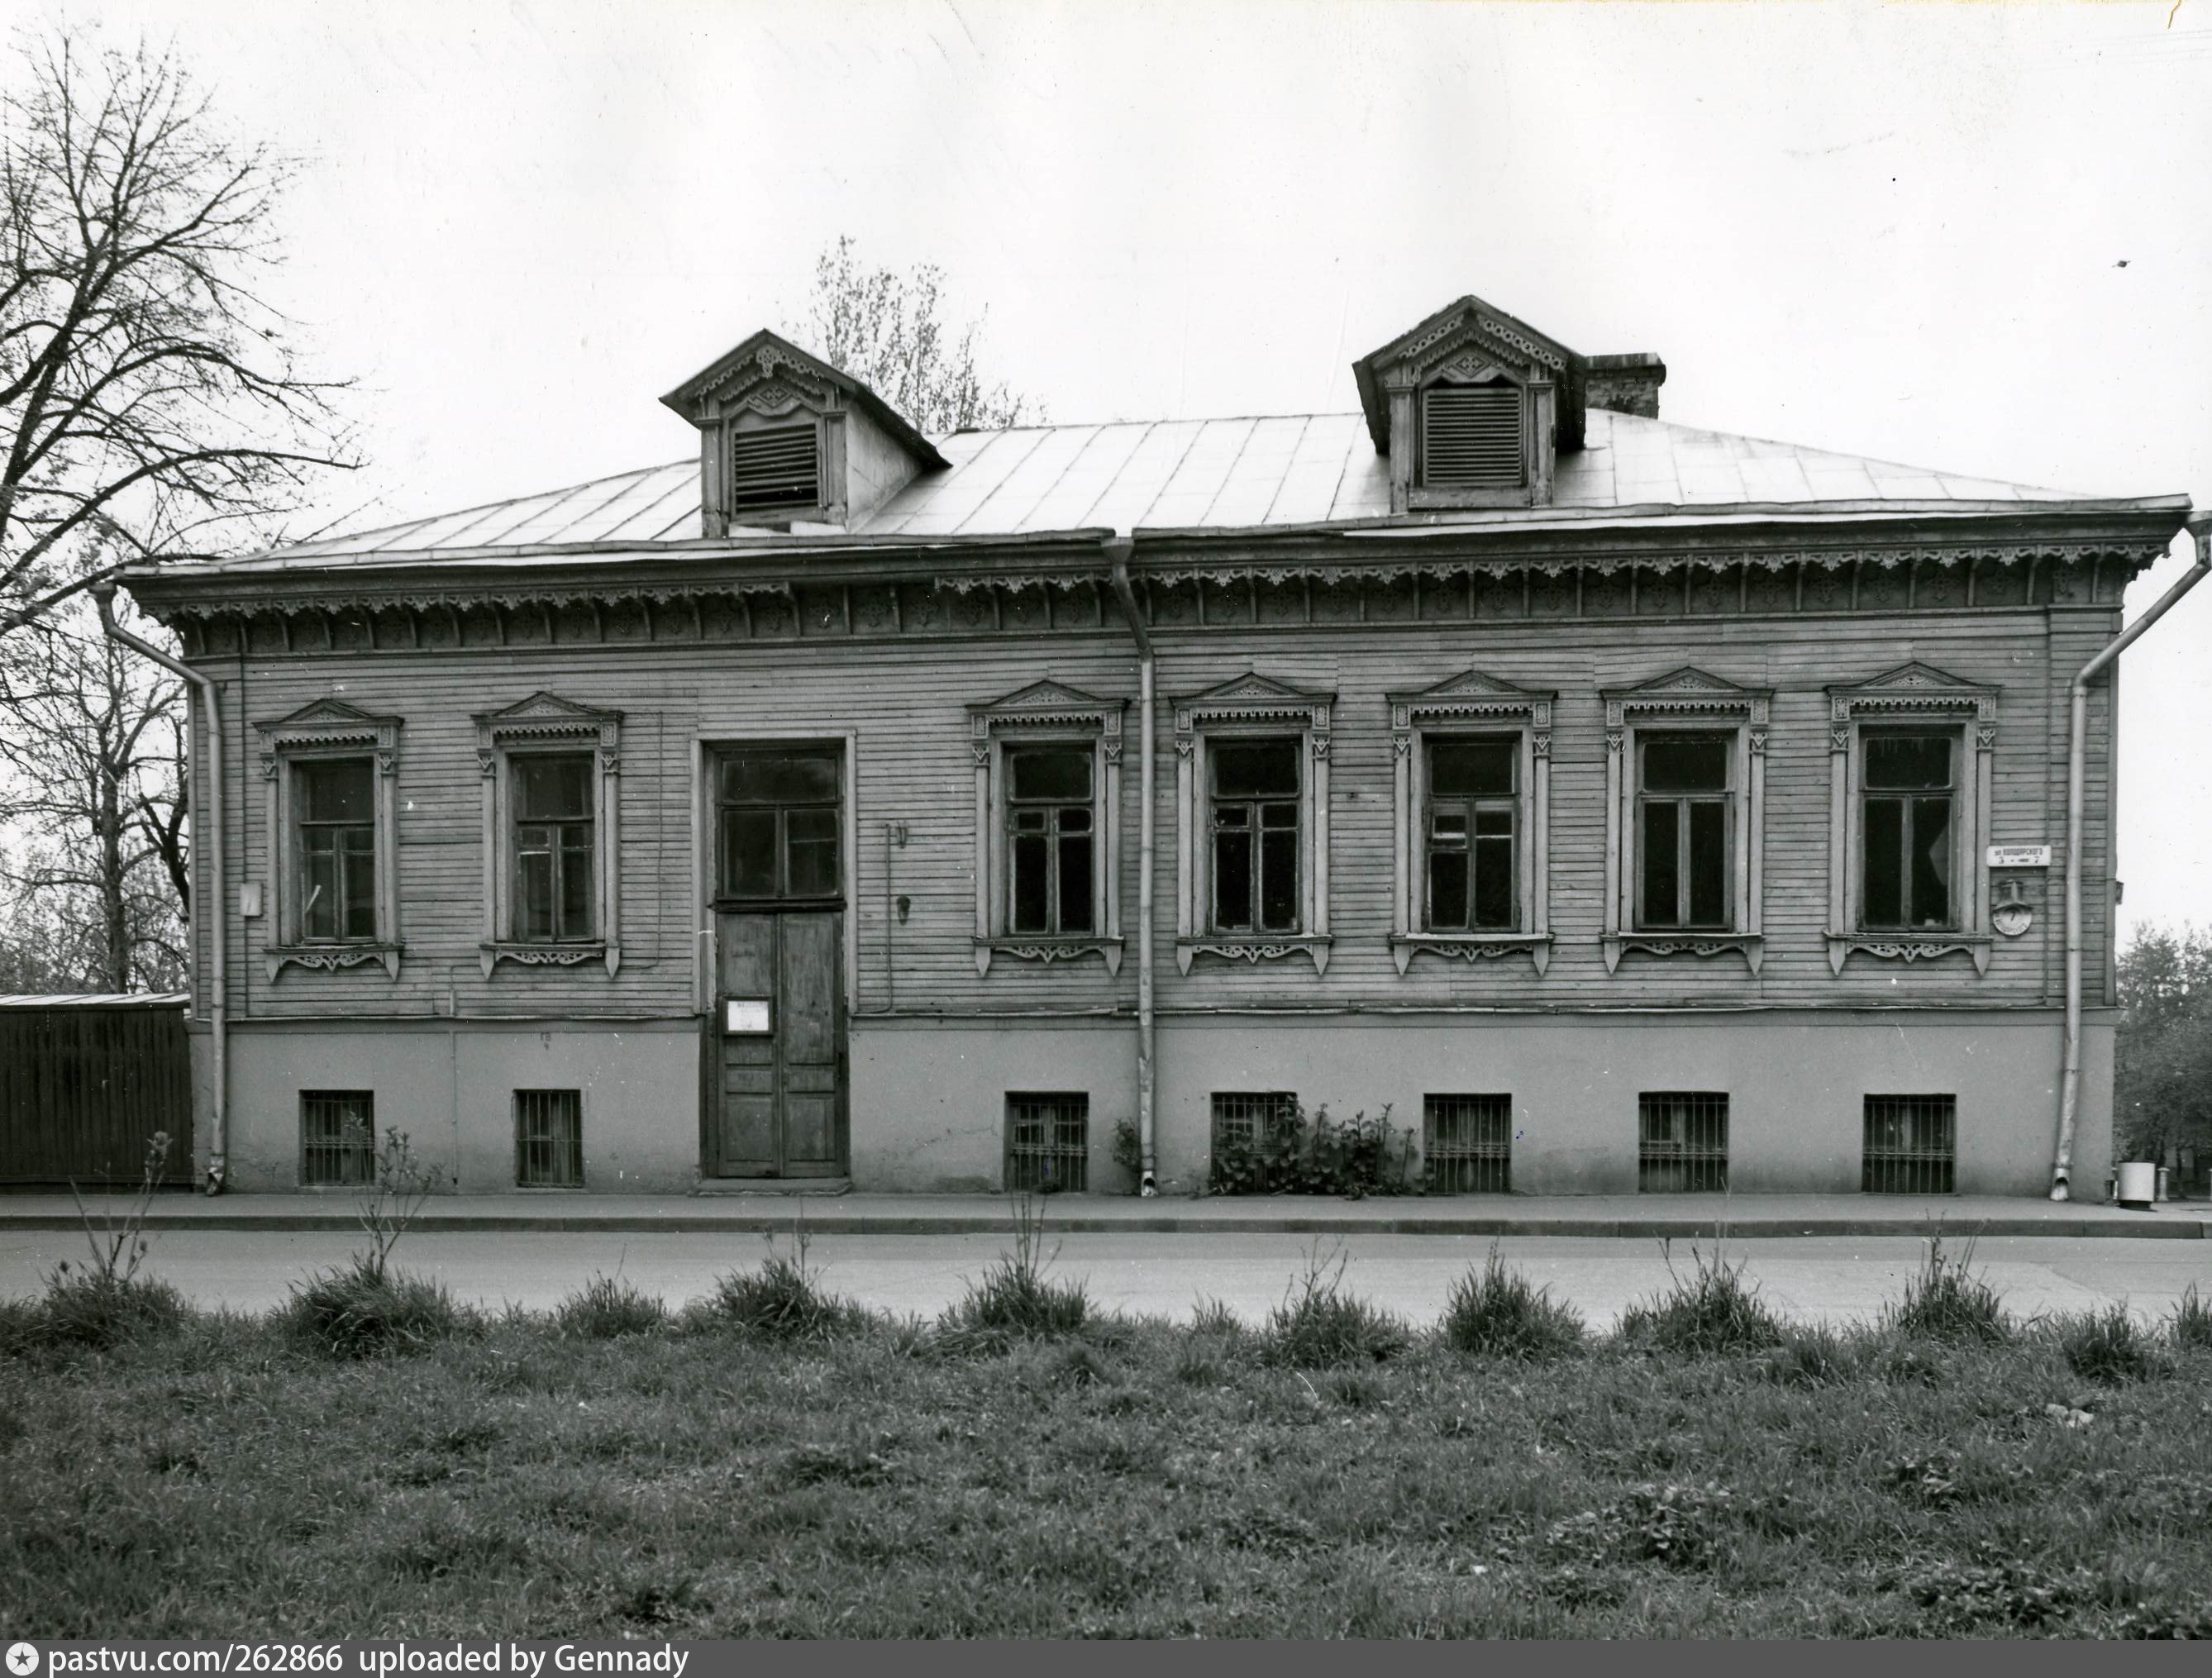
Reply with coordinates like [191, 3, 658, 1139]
[26, 0, 2212, 937]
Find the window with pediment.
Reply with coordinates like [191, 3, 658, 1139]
[1823, 663, 1999, 975]
[256, 699, 404, 980]
[1386, 672, 1556, 975]
[968, 681, 1126, 975]
[1600, 668, 1771, 975]
[474, 694, 623, 977]
[1171, 674, 1335, 974]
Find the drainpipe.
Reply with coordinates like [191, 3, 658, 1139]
[1105, 536, 1158, 1195]
[93, 579, 228, 1194]
[2050, 513, 2209, 1200]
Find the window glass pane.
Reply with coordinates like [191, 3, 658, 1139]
[342, 829, 377, 940]
[1473, 807, 1514, 837]
[301, 759, 374, 822]
[1211, 740, 1299, 798]
[1640, 803, 1680, 927]
[1430, 808, 1468, 845]
[1866, 734, 1952, 791]
[1213, 828, 1252, 929]
[1429, 737, 1516, 798]
[1428, 848, 1468, 929]
[722, 808, 778, 896]
[1642, 736, 1729, 794]
[561, 830, 594, 937]
[1057, 832, 1094, 933]
[1688, 801, 1728, 926]
[1261, 802, 1299, 831]
[517, 847, 553, 941]
[1013, 808, 1047, 833]
[304, 839, 337, 940]
[1474, 834, 1515, 929]
[1010, 747, 1091, 803]
[1012, 834, 1051, 932]
[784, 807, 840, 897]
[720, 753, 838, 803]
[516, 755, 593, 820]
[1863, 798, 1904, 926]
[1260, 829, 1299, 930]
[1911, 796, 1952, 927]
[1058, 807, 1091, 835]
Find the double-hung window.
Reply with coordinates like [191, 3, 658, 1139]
[1860, 734, 1955, 931]
[1386, 672, 1553, 974]
[719, 750, 841, 899]
[1637, 734, 1733, 931]
[474, 693, 622, 976]
[1172, 674, 1335, 974]
[967, 682, 1125, 975]
[256, 699, 404, 980]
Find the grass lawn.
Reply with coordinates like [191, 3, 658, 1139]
[2, 1237, 2210, 1639]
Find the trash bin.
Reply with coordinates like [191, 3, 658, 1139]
[2116, 1161, 2157, 1209]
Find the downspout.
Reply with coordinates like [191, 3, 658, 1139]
[1105, 536, 1158, 1195]
[2050, 512, 2210, 1199]
[93, 579, 228, 1194]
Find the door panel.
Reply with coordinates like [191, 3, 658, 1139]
[711, 908, 845, 1177]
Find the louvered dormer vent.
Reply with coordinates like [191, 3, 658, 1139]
[1420, 384, 1523, 489]
[728, 424, 820, 512]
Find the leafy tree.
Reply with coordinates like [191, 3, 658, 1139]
[798, 236, 1039, 434]
[2113, 922, 2212, 1163]
[0, 30, 354, 645]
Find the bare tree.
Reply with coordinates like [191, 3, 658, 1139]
[0, 30, 355, 643]
[799, 236, 1040, 434]
[0, 597, 185, 991]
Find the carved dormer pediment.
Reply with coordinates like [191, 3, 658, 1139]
[659, 329, 946, 537]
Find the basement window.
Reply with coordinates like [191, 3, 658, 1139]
[301, 1090, 374, 1186]
[1424, 1094, 1512, 1194]
[1005, 1093, 1089, 1194]
[1638, 1092, 1728, 1194]
[1862, 1095, 1956, 1195]
[728, 422, 819, 512]
[515, 1089, 584, 1188]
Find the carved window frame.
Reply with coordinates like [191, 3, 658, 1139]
[1386, 672, 1556, 975]
[256, 700, 404, 981]
[968, 681, 1125, 975]
[1171, 674, 1336, 975]
[474, 694, 623, 978]
[1601, 668, 1771, 975]
[1824, 664, 1998, 975]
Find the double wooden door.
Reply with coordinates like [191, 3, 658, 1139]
[711, 908, 846, 1178]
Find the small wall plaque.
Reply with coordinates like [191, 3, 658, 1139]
[724, 998, 772, 1034]
[1986, 845, 2052, 869]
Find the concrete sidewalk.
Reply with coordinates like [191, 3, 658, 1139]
[2, 1189, 2203, 1239]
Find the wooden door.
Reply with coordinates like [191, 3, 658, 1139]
[713, 909, 846, 1177]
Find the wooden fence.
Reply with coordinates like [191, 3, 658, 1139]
[0, 995, 192, 1187]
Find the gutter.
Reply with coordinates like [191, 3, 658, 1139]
[1104, 536, 1158, 1195]
[2051, 512, 2210, 1199]
[93, 581, 229, 1194]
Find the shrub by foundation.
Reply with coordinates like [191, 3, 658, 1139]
[283, 1260, 478, 1359]
[1617, 1240, 1784, 1356]
[1885, 1232, 2010, 1345]
[1208, 1100, 1418, 1197]
[554, 1275, 668, 1340]
[1441, 1246, 1585, 1361]
[1257, 1241, 1409, 1368]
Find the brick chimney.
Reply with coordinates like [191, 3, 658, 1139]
[1586, 352, 1666, 419]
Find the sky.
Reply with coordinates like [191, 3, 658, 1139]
[18, 0, 2212, 937]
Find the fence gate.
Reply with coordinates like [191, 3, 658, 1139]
[0, 994, 192, 1187]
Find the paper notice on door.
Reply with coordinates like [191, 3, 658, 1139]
[725, 998, 772, 1033]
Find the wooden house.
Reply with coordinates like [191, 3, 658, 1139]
[119, 292, 2198, 1198]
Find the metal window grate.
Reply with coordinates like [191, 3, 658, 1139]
[729, 424, 818, 510]
[515, 1089, 584, 1188]
[1862, 1095, 1956, 1194]
[1005, 1093, 1088, 1194]
[1638, 1092, 1729, 1193]
[1211, 1090, 1298, 1154]
[1424, 1094, 1513, 1194]
[301, 1090, 374, 1186]
[1421, 384, 1523, 488]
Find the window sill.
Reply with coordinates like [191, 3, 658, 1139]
[1601, 932, 1762, 975]
[1825, 932, 1990, 977]
[1175, 935, 1332, 975]
[1390, 932, 1552, 975]
[480, 941, 619, 979]
[265, 943, 403, 982]
[974, 937, 1123, 977]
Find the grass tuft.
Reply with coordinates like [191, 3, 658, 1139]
[2169, 1282, 2212, 1353]
[1885, 1230, 2010, 1344]
[1257, 1241, 1409, 1368]
[1618, 1240, 1783, 1355]
[939, 1194, 1089, 1342]
[1440, 1246, 1585, 1361]
[698, 1226, 869, 1343]
[553, 1274, 668, 1340]
[1752, 1321, 1857, 1387]
[282, 1260, 479, 1359]
[0, 1266, 188, 1356]
[2054, 1302, 2167, 1385]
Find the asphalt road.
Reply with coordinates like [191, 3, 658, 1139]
[4, 1228, 2205, 1328]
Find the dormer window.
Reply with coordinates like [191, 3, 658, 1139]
[729, 421, 820, 513]
[1420, 381, 1523, 490]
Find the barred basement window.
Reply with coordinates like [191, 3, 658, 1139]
[301, 1090, 374, 1186]
[1638, 1092, 1728, 1193]
[1005, 1093, 1088, 1194]
[516, 1089, 584, 1188]
[729, 422, 818, 511]
[1424, 1094, 1512, 1194]
[1862, 1095, 1956, 1195]
[1212, 1090, 1298, 1152]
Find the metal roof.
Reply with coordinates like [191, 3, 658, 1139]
[215, 407, 2096, 572]
[0, 993, 188, 1008]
